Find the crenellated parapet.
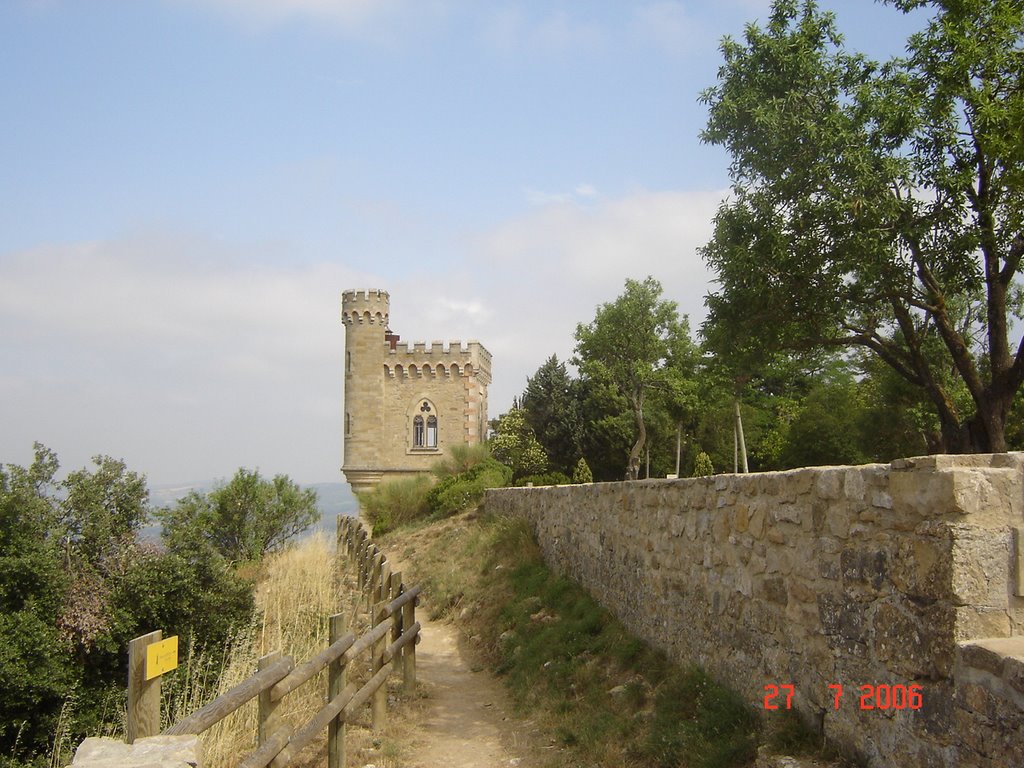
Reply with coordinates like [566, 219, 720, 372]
[341, 289, 390, 326]
[383, 339, 492, 384]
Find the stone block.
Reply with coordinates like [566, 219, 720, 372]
[871, 598, 955, 678]
[871, 490, 894, 509]
[815, 469, 844, 500]
[749, 505, 766, 539]
[890, 537, 951, 601]
[72, 735, 202, 768]
[950, 467, 1023, 522]
[771, 503, 801, 525]
[733, 503, 749, 533]
[950, 525, 1009, 607]
[761, 576, 789, 606]
[890, 468, 956, 518]
[840, 548, 888, 593]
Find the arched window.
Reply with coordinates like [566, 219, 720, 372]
[412, 400, 439, 449]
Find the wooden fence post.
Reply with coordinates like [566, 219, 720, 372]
[372, 602, 388, 731]
[356, 536, 366, 591]
[378, 560, 391, 610]
[390, 572, 403, 675]
[402, 595, 417, 695]
[368, 552, 382, 611]
[127, 630, 162, 743]
[328, 614, 347, 768]
[258, 651, 283, 747]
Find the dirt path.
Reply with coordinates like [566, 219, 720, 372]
[401, 617, 532, 768]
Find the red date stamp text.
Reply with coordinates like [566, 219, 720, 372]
[763, 683, 923, 711]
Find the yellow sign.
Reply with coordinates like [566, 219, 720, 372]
[145, 635, 179, 680]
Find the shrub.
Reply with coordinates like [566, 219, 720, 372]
[572, 458, 594, 484]
[426, 458, 512, 517]
[515, 472, 571, 487]
[692, 452, 714, 477]
[431, 443, 492, 479]
[357, 476, 432, 535]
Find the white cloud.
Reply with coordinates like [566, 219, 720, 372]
[465, 188, 726, 409]
[171, 0, 447, 38]
[0, 188, 729, 483]
[0, 235, 375, 484]
[481, 7, 605, 56]
[631, 2, 701, 56]
[524, 183, 599, 207]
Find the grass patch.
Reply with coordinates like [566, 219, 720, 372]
[358, 475, 432, 535]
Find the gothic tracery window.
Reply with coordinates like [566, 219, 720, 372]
[413, 400, 438, 449]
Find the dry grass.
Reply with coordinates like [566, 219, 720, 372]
[168, 530, 415, 768]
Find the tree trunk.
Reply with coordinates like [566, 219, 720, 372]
[734, 397, 748, 473]
[675, 423, 682, 477]
[627, 393, 645, 481]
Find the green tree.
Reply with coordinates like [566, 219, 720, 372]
[0, 445, 73, 761]
[160, 469, 319, 563]
[520, 355, 584, 475]
[572, 458, 593, 484]
[700, 0, 1024, 453]
[574, 277, 687, 480]
[692, 451, 715, 477]
[490, 408, 549, 481]
[0, 445, 254, 765]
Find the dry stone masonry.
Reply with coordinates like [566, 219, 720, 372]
[486, 454, 1024, 767]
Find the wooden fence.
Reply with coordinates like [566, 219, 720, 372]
[127, 515, 420, 768]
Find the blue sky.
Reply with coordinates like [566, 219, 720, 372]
[0, 1, 930, 486]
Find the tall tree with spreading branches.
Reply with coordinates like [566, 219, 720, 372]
[700, 0, 1024, 453]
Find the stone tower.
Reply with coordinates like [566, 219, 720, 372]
[341, 289, 491, 492]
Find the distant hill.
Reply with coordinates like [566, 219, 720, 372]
[143, 481, 360, 541]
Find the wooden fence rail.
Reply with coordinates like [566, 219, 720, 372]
[127, 514, 420, 768]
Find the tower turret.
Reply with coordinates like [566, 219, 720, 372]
[341, 289, 390, 491]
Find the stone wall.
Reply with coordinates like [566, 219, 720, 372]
[485, 454, 1024, 767]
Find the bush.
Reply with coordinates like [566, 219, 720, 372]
[426, 457, 512, 517]
[431, 443, 492, 479]
[0, 445, 257, 766]
[572, 458, 594, 484]
[692, 452, 715, 477]
[357, 476, 432, 535]
[159, 469, 319, 564]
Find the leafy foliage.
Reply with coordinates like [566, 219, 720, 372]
[515, 472, 571, 487]
[700, 0, 1024, 452]
[426, 457, 512, 517]
[520, 355, 585, 475]
[358, 475, 432, 536]
[0, 445, 253, 766]
[159, 469, 319, 563]
[692, 452, 715, 477]
[490, 408, 548, 481]
[572, 457, 594, 484]
[574, 277, 692, 479]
